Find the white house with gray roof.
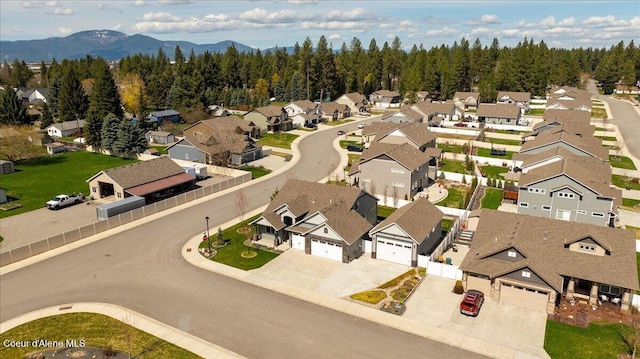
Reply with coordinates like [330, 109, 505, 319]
[46, 120, 85, 138]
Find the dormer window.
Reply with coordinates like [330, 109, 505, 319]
[558, 192, 574, 199]
[508, 251, 516, 258]
[579, 244, 596, 252]
[521, 271, 531, 278]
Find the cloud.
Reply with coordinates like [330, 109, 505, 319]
[397, 20, 418, 33]
[52, 8, 73, 15]
[301, 20, 367, 31]
[467, 14, 500, 26]
[158, 0, 195, 4]
[58, 26, 72, 34]
[328, 33, 341, 40]
[426, 26, 459, 37]
[326, 7, 374, 21]
[421, 16, 451, 26]
[288, 0, 319, 3]
[582, 15, 617, 26]
[540, 15, 556, 27]
[239, 8, 297, 24]
[558, 17, 575, 26]
[134, 0, 145, 5]
[142, 12, 181, 22]
[379, 23, 393, 29]
[386, 33, 395, 39]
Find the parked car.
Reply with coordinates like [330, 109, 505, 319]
[304, 122, 318, 130]
[460, 290, 484, 317]
[454, 122, 468, 127]
[337, 130, 345, 135]
[347, 144, 363, 152]
[357, 123, 365, 129]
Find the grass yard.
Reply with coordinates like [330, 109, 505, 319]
[239, 165, 271, 179]
[199, 214, 279, 270]
[257, 132, 299, 149]
[528, 109, 545, 116]
[0, 313, 199, 359]
[595, 135, 618, 142]
[623, 198, 640, 209]
[493, 129, 526, 135]
[441, 160, 468, 173]
[437, 143, 463, 154]
[595, 127, 612, 132]
[345, 154, 361, 172]
[486, 138, 522, 146]
[479, 165, 509, 178]
[440, 187, 467, 209]
[0, 152, 137, 218]
[591, 107, 607, 118]
[350, 290, 387, 304]
[339, 140, 362, 149]
[481, 188, 503, 210]
[442, 218, 454, 233]
[476, 147, 514, 160]
[377, 205, 396, 220]
[149, 145, 168, 154]
[325, 119, 354, 126]
[544, 320, 629, 359]
[609, 155, 637, 170]
[612, 175, 640, 190]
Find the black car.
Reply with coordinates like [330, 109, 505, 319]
[337, 130, 345, 135]
[347, 144, 363, 152]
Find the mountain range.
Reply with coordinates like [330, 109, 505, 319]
[0, 30, 271, 63]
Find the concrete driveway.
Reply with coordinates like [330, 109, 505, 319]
[247, 249, 411, 298]
[406, 276, 549, 358]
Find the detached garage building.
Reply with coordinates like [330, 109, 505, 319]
[460, 210, 638, 314]
[369, 198, 444, 267]
[87, 157, 195, 203]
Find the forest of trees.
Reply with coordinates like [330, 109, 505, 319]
[0, 35, 638, 151]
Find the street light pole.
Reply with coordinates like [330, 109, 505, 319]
[205, 216, 211, 254]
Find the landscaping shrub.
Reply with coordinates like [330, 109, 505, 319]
[453, 280, 464, 294]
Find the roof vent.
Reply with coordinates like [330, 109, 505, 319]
[543, 231, 547, 240]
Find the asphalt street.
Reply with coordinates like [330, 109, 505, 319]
[0, 125, 487, 359]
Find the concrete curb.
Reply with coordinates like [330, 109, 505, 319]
[0, 302, 245, 359]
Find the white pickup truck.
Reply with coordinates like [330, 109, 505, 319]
[46, 193, 85, 210]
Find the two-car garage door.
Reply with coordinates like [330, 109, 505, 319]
[311, 239, 343, 262]
[376, 237, 412, 266]
[500, 282, 549, 312]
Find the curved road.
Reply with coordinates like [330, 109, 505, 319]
[1, 125, 486, 358]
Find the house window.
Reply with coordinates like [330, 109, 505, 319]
[507, 251, 516, 258]
[557, 192, 574, 199]
[392, 182, 405, 188]
[185, 154, 190, 160]
[577, 210, 587, 215]
[522, 271, 531, 278]
[592, 212, 605, 217]
[92, 186, 97, 193]
[541, 205, 551, 211]
[556, 209, 571, 221]
[323, 227, 328, 234]
[579, 244, 596, 252]
[117, 192, 121, 198]
[519, 202, 529, 208]
[599, 284, 621, 296]
[391, 168, 405, 174]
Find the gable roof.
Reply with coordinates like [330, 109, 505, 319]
[360, 142, 435, 171]
[361, 121, 400, 136]
[340, 92, 367, 104]
[497, 91, 530, 102]
[47, 120, 85, 131]
[453, 92, 480, 101]
[375, 122, 437, 148]
[251, 105, 285, 118]
[460, 210, 638, 292]
[519, 130, 608, 160]
[370, 198, 443, 244]
[287, 100, 316, 110]
[381, 108, 423, 122]
[372, 90, 400, 97]
[87, 157, 186, 189]
[150, 109, 180, 117]
[310, 201, 373, 245]
[477, 103, 521, 119]
[321, 101, 349, 114]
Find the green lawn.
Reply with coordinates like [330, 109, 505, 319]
[479, 165, 509, 178]
[481, 189, 503, 210]
[257, 132, 299, 149]
[377, 205, 396, 220]
[339, 140, 362, 149]
[325, 119, 354, 126]
[595, 127, 612, 132]
[442, 218, 454, 233]
[0, 152, 137, 218]
[609, 155, 637, 170]
[493, 129, 526, 135]
[199, 214, 279, 270]
[149, 145, 169, 154]
[440, 187, 467, 209]
[437, 143, 463, 154]
[476, 147, 514, 160]
[591, 107, 607, 118]
[623, 198, 640, 209]
[487, 138, 522, 146]
[595, 135, 618, 142]
[238, 165, 271, 179]
[345, 154, 361, 172]
[441, 160, 468, 173]
[528, 108, 545, 115]
[0, 313, 199, 359]
[612, 175, 640, 190]
[544, 320, 629, 359]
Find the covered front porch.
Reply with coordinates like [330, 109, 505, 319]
[563, 277, 631, 312]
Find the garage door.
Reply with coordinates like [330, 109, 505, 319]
[466, 275, 492, 296]
[376, 237, 412, 266]
[311, 239, 343, 262]
[500, 283, 549, 312]
[292, 234, 305, 250]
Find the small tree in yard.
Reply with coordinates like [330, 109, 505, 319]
[235, 189, 248, 232]
[622, 306, 640, 359]
[216, 227, 223, 246]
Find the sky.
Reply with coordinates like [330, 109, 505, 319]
[1, 0, 639, 50]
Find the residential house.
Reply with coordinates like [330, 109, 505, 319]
[0, 187, 7, 204]
[145, 131, 175, 145]
[14, 87, 48, 105]
[250, 179, 378, 261]
[453, 92, 480, 110]
[518, 130, 609, 160]
[167, 118, 262, 165]
[285, 100, 322, 127]
[244, 105, 292, 132]
[207, 105, 230, 117]
[46, 120, 85, 138]
[460, 210, 638, 314]
[496, 91, 531, 113]
[411, 101, 464, 123]
[361, 122, 399, 144]
[522, 112, 595, 141]
[349, 141, 440, 201]
[548, 86, 591, 100]
[516, 154, 621, 226]
[369, 198, 444, 266]
[380, 108, 423, 123]
[369, 90, 401, 108]
[335, 92, 369, 115]
[87, 156, 195, 202]
[614, 82, 640, 95]
[148, 110, 181, 125]
[284, 100, 316, 118]
[545, 97, 592, 112]
[321, 101, 351, 122]
[476, 104, 521, 125]
[372, 121, 438, 151]
[45, 142, 67, 155]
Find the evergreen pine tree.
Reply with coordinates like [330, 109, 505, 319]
[101, 113, 121, 153]
[58, 67, 88, 122]
[0, 88, 29, 125]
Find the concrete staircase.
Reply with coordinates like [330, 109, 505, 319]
[454, 230, 474, 246]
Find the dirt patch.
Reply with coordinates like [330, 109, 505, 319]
[549, 297, 631, 327]
[25, 347, 129, 359]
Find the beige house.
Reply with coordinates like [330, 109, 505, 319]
[335, 92, 368, 114]
[460, 210, 638, 314]
[496, 91, 531, 113]
[453, 92, 480, 110]
[244, 105, 291, 132]
[477, 103, 521, 125]
[519, 129, 609, 160]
